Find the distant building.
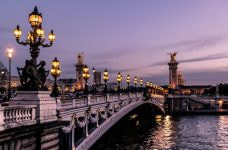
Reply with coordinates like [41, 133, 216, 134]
[94, 72, 101, 85]
[58, 78, 76, 92]
[0, 61, 8, 88]
[177, 70, 185, 86]
[11, 76, 20, 89]
[179, 85, 211, 95]
[75, 53, 85, 90]
[168, 52, 179, 88]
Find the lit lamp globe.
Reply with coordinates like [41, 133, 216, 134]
[117, 72, 122, 83]
[134, 76, 138, 86]
[83, 65, 90, 94]
[48, 30, 56, 43]
[126, 74, 131, 89]
[50, 57, 61, 97]
[140, 78, 143, 87]
[29, 6, 42, 28]
[14, 25, 22, 40]
[36, 27, 45, 39]
[146, 81, 150, 87]
[117, 72, 122, 92]
[103, 69, 109, 93]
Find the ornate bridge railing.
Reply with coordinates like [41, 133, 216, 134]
[0, 105, 37, 131]
[57, 92, 165, 150]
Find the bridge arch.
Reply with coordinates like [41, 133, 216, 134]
[76, 98, 164, 150]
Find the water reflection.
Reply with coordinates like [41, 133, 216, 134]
[216, 116, 228, 149]
[92, 109, 228, 150]
[142, 115, 174, 150]
[140, 115, 228, 150]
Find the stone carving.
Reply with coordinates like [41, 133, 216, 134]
[37, 61, 49, 85]
[17, 59, 48, 91]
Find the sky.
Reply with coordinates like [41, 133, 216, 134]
[1, 0, 228, 85]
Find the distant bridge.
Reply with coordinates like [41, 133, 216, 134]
[165, 94, 228, 113]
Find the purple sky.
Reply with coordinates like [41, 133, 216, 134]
[1, 0, 228, 85]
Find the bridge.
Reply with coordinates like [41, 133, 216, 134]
[0, 90, 165, 150]
[165, 94, 228, 114]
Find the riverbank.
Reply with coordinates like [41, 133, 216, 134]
[171, 109, 228, 115]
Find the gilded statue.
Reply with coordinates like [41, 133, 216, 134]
[168, 52, 178, 62]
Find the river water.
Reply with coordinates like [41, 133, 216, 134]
[91, 105, 228, 150]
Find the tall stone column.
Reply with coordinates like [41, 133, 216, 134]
[168, 52, 179, 89]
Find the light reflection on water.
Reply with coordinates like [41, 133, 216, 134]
[141, 115, 228, 150]
[92, 115, 228, 150]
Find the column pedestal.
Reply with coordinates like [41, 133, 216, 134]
[10, 91, 57, 123]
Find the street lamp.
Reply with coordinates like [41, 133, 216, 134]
[83, 65, 90, 95]
[13, 6, 55, 90]
[140, 78, 143, 87]
[92, 67, 96, 94]
[103, 69, 109, 94]
[126, 74, 131, 90]
[134, 76, 138, 91]
[146, 81, 150, 87]
[50, 57, 61, 97]
[139, 78, 143, 92]
[150, 82, 153, 94]
[7, 47, 13, 101]
[117, 72, 122, 92]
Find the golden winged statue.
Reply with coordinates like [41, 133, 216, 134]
[168, 52, 178, 62]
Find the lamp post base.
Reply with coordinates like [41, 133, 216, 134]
[10, 91, 57, 123]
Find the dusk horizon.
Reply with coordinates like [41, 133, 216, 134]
[1, 0, 228, 85]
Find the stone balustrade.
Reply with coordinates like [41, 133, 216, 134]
[0, 105, 37, 131]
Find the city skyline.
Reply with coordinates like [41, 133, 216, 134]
[1, 1, 228, 85]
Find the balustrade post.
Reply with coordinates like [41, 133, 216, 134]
[73, 99, 76, 107]
[0, 108, 4, 131]
[31, 107, 36, 120]
[85, 113, 89, 137]
[56, 98, 62, 109]
[119, 93, 122, 100]
[96, 110, 99, 127]
[106, 94, 109, 103]
[86, 96, 89, 106]
[72, 126, 76, 150]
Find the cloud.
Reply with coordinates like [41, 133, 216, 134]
[142, 69, 228, 86]
[158, 35, 226, 52]
[148, 52, 228, 67]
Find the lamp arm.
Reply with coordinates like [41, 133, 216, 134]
[41, 41, 53, 47]
[16, 39, 28, 46]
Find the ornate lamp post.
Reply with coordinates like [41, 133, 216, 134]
[117, 72, 122, 92]
[13, 6, 55, 90]
[126, 74, 131, 91]
[7, 47, 13, 100]
[140, 78, 143, 87]
[92, 67, 96, 95]
[50, 57, 61, 97]
[134, 76, 138, 92]
[146, 81, 150, 87]
[139, 78, 143, 92]
[103, 69, 109, 94]
[83, 65, 90, 95]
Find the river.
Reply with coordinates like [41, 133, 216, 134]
[91, 105, 228, 150]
